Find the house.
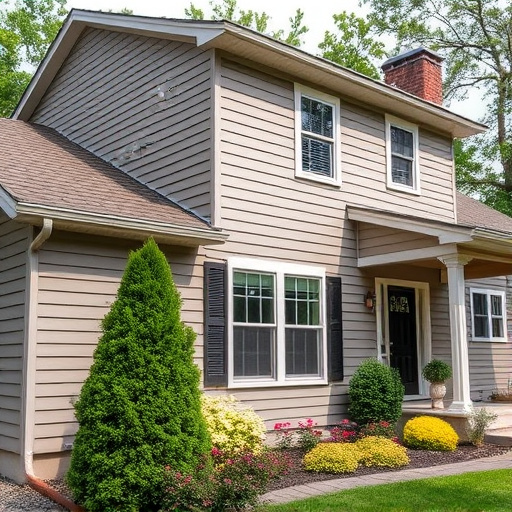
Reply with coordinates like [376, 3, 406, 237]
[1, 9, 511, 484]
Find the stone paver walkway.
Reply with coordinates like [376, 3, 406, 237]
[260, 452, 512, 505]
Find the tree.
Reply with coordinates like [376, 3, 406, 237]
[67, 239, 210, 512]
[318, 12, 387, 80]
[185, 0, 309, 47]
[0, 0, 67, 117]
[362, 0, 512, 214]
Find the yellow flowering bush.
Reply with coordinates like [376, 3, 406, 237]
[403, 416, 458, 451]
[201, 395, 266, 456]
[303, 443, 360, 474]
[355, 436, 409, 468]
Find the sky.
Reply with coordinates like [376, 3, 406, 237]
[64, 0, 482, 120]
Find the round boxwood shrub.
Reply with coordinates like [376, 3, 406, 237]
[422, 359, 452, 383]
[303, 443, 360, 474]
[355, 436, 409, 468]
[67, 239, 210, 512]
[403, 416, 459, 451]
[348, 359, 405, 425]
[201, 395, 266, 456]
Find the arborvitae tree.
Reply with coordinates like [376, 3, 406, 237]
[67, 238, 210, 512]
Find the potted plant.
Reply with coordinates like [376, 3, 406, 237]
[422, 359, 452, 409]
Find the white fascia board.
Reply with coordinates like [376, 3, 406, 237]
[0, 186, 17, 219]
[347, 206, 474, 244]
[15, 202, 228, 245]
[357, 244, 459, 268]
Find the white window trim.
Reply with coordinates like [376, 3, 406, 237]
[470, 288, 507, 342]
[385, 114, 421, 195]
[227, 257, 328, 388]
[294, 84, 341, 187]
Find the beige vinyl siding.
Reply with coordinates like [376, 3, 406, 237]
[30, 28, 213, 220]
[204, 59, 382, 427]
[0, 215, 29, 453]
[341, 104, 456, 222]
[32, 233, 204, 454]
[358, 223, 439, 258]
[465, 277, 512, 398]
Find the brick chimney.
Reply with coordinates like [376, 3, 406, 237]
[381, 48, 444, 105]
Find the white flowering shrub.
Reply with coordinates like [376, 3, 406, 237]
[201, 395, 266, 456]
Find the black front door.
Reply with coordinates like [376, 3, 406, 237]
[388, 286, 419, 395]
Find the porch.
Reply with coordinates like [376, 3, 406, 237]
[399, 400, 512, 446]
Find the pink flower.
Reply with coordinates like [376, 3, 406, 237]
[223, 478, 232, 485]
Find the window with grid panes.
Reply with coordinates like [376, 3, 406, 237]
[470, 289, 506, 342]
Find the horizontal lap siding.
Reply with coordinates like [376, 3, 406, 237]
[465, 277, 512, 397]
[0, 215, 29, 453]
[341, 104, 456, 222]
[33, 233, 204, 454]
[30, 28, 213, 220]
[205, 60, 379, 428]
[358, 223, 439, 258]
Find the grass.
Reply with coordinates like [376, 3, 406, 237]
[257, 469, 512, 512]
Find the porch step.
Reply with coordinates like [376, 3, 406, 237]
[484, 428, 512, 447]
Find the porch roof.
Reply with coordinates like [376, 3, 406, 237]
[0, 119, 227, 246]
[347, 193, 512, 279]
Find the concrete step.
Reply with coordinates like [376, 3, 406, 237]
[485, 428, 512, 446]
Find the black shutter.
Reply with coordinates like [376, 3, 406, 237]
[204, 262, 227, 387]
[327, 276, 343, 382]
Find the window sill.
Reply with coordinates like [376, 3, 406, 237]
[295, 171, 341, 188]
[470, 337, 508, 343]
[386, 183, 421, 196]
[228, 377, 328, 389]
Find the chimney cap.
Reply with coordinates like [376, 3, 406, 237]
[381, 47, 443, 71]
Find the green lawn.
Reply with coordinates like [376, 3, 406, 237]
[257, 469, 512, 512]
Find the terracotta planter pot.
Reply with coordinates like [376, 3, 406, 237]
[429, 382, 447, 409]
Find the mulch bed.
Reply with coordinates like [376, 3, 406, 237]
[267, 444, 511, 491]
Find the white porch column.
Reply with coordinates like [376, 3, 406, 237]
[438, 254, 473, 413]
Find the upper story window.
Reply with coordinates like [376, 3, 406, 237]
[228, 258, 328, 387]
[295, 84, 341, 186]
[386, 115, 420, 194]
[470, 288, 507, 342]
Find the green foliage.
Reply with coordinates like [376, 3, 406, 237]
[355, 436, 409, 468]
[318, 11, 386, 79]
[0, 0, 67, 117]
[303, 443, 360, 474]
[161, 448, 292, 512]
[348, 359, 404, 425]
[201, 395, 266, 456]
[362, 0, 512, 216]
[403, 416, 458, 451]
[184, 0, 308, 47]
[466, 407, 498, 446]
[67, 239, 210, 512]
[421, 359, 452, 383]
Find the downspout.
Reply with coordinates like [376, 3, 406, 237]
[22, 219, 86, 511]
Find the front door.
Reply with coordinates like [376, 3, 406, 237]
[388, 286, 419, 395]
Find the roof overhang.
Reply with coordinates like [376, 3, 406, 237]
[347, 205, 512, 277]
[1, 193, 228, 246]
[14, 10, 486, 139]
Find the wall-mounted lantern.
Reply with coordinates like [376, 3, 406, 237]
[365, 291, 376, 312]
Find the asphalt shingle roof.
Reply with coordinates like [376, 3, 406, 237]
[456, 191, 512, 235]
[0, 119, 211, 230]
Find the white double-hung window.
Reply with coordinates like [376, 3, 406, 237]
[229, 258, 327, 387]
[295, 84, 341, 186]
[470, 288, 507, 342]
[386, 115, 420, 193]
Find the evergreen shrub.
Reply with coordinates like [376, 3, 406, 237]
[348, 359, 405, 425]
[355, 436, 409, 468]
[67, 239, 210, 512]
[201, 395, 266, 456]
[403, 416, 458, 451]
[303, 443, 360, 474]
